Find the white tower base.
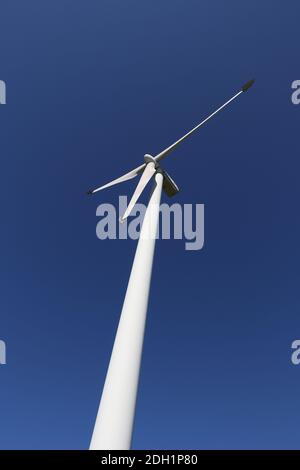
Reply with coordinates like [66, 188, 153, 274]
[90, 172, 163, 450]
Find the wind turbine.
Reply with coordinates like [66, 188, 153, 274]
[88, 79, 255, 450]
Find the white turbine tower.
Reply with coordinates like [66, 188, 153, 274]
[88, 80, 255, 450]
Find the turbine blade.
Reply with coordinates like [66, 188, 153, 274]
[87, 163, 146, 195]
[120, 163, 156, 222]
[154, 81, 254, 163]
[162, 169, 179, 197]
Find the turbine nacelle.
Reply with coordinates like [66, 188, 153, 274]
[143, 154, 157, 165]
[87, 155, 179, 222]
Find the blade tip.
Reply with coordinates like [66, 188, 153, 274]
[242, 79, 255, 92]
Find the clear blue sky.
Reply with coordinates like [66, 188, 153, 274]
[0, 0, 299, 449]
